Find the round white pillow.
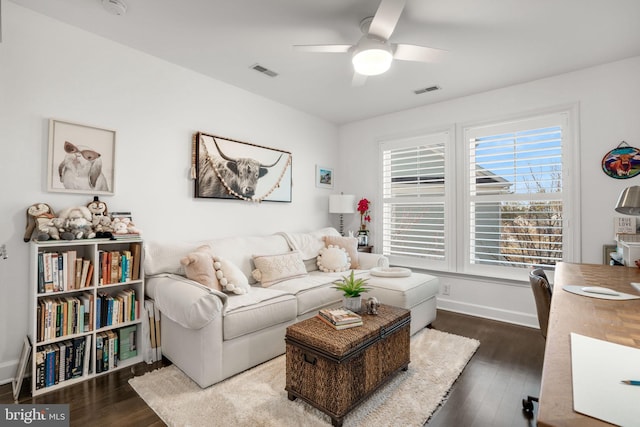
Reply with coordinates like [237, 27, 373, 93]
[317, 245, 350, 273]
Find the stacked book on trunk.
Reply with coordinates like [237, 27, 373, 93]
[317, 308, 363, 330]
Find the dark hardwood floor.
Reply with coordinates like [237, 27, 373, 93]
[428, 310, 544, 427]
[1, 310, 544, 426]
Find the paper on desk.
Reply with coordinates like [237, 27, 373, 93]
[563, 285, 640, 300]
[571, 333, 640, 426]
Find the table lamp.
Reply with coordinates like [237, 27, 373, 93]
[329, 194, 355, 236]
[615, 186, 640, 215]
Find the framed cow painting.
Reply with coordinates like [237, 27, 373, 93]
[193, 132, 292, 202]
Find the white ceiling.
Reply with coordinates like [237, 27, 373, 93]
[8, 0, 640, 124]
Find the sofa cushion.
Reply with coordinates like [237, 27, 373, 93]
[323, 235, 360, 269]
[213, 256, 250, 294]
[316, 245, 350, 272]
[223, 288, 297, 340]
[270, 270, 369, 316]
[251, 251, 307, 287]
[180, 245, 221, 291]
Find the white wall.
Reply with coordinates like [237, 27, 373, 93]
[338, 55, 640, 327]
[0, 3, 339, 383]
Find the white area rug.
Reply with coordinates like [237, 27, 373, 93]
[129, 328, 479, 427]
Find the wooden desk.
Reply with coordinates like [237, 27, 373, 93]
[538, 262, 640, 426]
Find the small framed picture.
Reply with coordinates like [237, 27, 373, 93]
[47, 119, 116, 195]
[12, 336, 31, 401]
[316, 165, 334, 189]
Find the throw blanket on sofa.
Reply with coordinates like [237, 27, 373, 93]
[277, 227, 339, 260]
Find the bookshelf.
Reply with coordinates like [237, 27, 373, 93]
[29, 238, 144, 396]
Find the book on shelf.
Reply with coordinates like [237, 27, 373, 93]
[35, 348, 46, 390]
[110, 211, 132, 220]
[106, 330, 118, 370]
[111, 233, 141, 240]
[316, 314, 363, 330]
[318, 307, 362, 325]
[131, 242, 141, 280]
[66, 250, 76, 290]
[82, 335, 92, 376]
[95, 333, 105, 373]
[51, 253, 60, 292]
[118, 325, 138, 361]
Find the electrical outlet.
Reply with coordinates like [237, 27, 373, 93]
[442, 283, 451, 295]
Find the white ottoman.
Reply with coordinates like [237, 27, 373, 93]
[366, 271, 439, 335]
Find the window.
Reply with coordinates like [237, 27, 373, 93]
[381, 131, 452, 270]
[380, 108, 577, 279]
[465, 113, 567, 276]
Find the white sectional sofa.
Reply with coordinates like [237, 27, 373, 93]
[143, 227, 439, 388]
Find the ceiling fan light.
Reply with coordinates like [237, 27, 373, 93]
[352, 48, 393, 76]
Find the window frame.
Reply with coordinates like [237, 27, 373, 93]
[379, 127, 456, 272]
[459, 106, 580, 280]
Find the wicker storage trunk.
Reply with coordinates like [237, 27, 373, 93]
[285, 304, 410, 427]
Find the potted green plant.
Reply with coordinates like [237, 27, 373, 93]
[332, 270, 371, 313]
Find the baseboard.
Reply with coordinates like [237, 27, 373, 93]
[437, 299, 539, 329]
[0, 359, 17, 387]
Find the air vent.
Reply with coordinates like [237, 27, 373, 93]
[251, 64, 278, 78]
[414, 85, 441, 95]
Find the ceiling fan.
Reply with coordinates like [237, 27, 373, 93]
[293, 0, 446, 85]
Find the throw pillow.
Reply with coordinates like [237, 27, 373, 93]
[317, 245, 350, 273]
[212, 256, 250, 295]
[180, 245, 221, 292]
[252, 251, 307, 287]
[323, 235, 360, 269]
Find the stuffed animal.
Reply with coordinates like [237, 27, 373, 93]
[23, 203, 61, 242]
[87, 197, 113, 238]
[111, 217, 141, 235]
[94, 215, 114, 238]
[87, 196, 108, 225]
[57, 206, 96, 240]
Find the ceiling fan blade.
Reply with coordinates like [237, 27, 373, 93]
[393, 44, 447, 63]
[368, 0, 407, 41]
[352, 72, 368, 87]
[293, 44, 352, 53]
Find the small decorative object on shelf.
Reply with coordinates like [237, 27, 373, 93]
[357, 198, 371, 231]
[366, 297, 380, 315]
[357, 198, 371, 246]
[357, 229, 369, 247]
[332, 270, 370, 313]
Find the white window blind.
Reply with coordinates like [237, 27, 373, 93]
[381, 132, 449, 267]
[465, 114, 566, 271]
